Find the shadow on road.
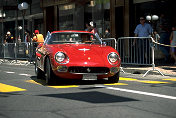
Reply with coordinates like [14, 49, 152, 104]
[30, 76, 114, 86]
[39, 91, 139, 104]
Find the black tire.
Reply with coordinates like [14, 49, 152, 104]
[45, 58, 55, 85]
[108, 72, 120, 83]
[35, 61, 44, 79]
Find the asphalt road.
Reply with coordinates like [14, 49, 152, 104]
[0, 63, 176, 118]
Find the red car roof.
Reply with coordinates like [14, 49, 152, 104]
[51, 30, 93, 34]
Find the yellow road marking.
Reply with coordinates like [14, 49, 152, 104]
[120, 77, 171, 84]
[48, 85, 79, 88]
[138, 81, 169, 84]
[0, 83, 26, 92]
[104, 83, 128, 85]
[120, 77, 138, 81]
[162, 78, 176, 81]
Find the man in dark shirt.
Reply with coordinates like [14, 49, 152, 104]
[5, 31, 14, 43]
[5, 31, 14, 58]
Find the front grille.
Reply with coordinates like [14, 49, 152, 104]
[68, 67, 110, 74]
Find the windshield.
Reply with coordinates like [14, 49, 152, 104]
[46, 32, 101, 44]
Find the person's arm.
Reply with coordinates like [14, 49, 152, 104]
[32, 36, 37, 42]
[133, 26, 139, 45]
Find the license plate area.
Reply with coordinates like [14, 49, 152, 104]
[82, 74, 97, 80]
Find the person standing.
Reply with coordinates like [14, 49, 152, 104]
[32, 30, 44, 44]
[104, 28, 111, 38]
[5, 31, 14, 58]
[134, 17, 153, 63]
[5, 31, 14, 43]
[85, 23, 91, 32]
[89, 21, 102, 43]
[157, 14, 170, 62]
[170, 26, 176, 64]
[24, 30, 31, 56]
[25, 30, 31, 43]
[134, 17, 153, 37]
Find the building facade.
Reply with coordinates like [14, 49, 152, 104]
[40, 0, 111, 37]
[41, 0, 176, 38]
[0, 0, 43, 43]
[1, 0, 176, 43]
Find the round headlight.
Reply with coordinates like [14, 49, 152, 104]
[55, 52, 65, 63]
[108, 52, 119, 64]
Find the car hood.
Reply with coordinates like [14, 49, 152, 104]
[47, 44, 117, 67]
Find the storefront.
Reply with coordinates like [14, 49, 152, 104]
[41, 0, 111, 37]
[0, 0, 43, 43]
[41, 0, 176, 38]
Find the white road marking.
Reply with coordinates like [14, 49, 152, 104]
[5, 71, 15, 74]
[95, 86, 176, 100]
[19, 74, 31, 77]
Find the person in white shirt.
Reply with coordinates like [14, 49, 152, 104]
[170, 26, 176, 64]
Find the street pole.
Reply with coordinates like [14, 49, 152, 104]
[1, 10, 4, 43]
[15, 10, 18, 44]
[22, 13, 25, 42]
[18, 2, 28, 42]
[1, 18, 3, 43]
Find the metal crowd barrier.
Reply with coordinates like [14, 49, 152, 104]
[0, 38, 164, 77]
[117, 37, 164, 77]
[0, 39, 117, 65]
[0, 42, 40, 64]
[117, 37, 152, 65]
[102, 38, 117, 49]
[0, 39, 116, 63]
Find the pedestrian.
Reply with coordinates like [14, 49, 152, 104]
[5, 31, 14, 58]
[154, 30, 160, 42]
[153, 30, 160, 49]
[156, 13, 170, 62]
[134, 17, 153, 64]
[25, 29, 31, 43]
[89, 21, 102, 43]
[32, 30, 44, 45]
[24, 30, 31, 56]
[85, 23, 91, 32]
[104, 28, 111, 38]
[170, 26, 176, 64]
[5, 31, 14, 43]
[134, 17, 153, 37]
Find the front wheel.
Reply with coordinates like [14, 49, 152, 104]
[45, 58, 55, 85]
[108, 72, 120, 83]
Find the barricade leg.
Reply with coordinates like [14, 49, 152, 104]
[120, 67, 125, 73]
[143, 46, 164, 77]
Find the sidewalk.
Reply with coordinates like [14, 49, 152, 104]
[121, 65, 176, 77]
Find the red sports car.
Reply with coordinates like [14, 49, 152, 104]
[35, 30, 121, 84]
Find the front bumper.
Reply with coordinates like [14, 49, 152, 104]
[53, 66, 120, 79]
